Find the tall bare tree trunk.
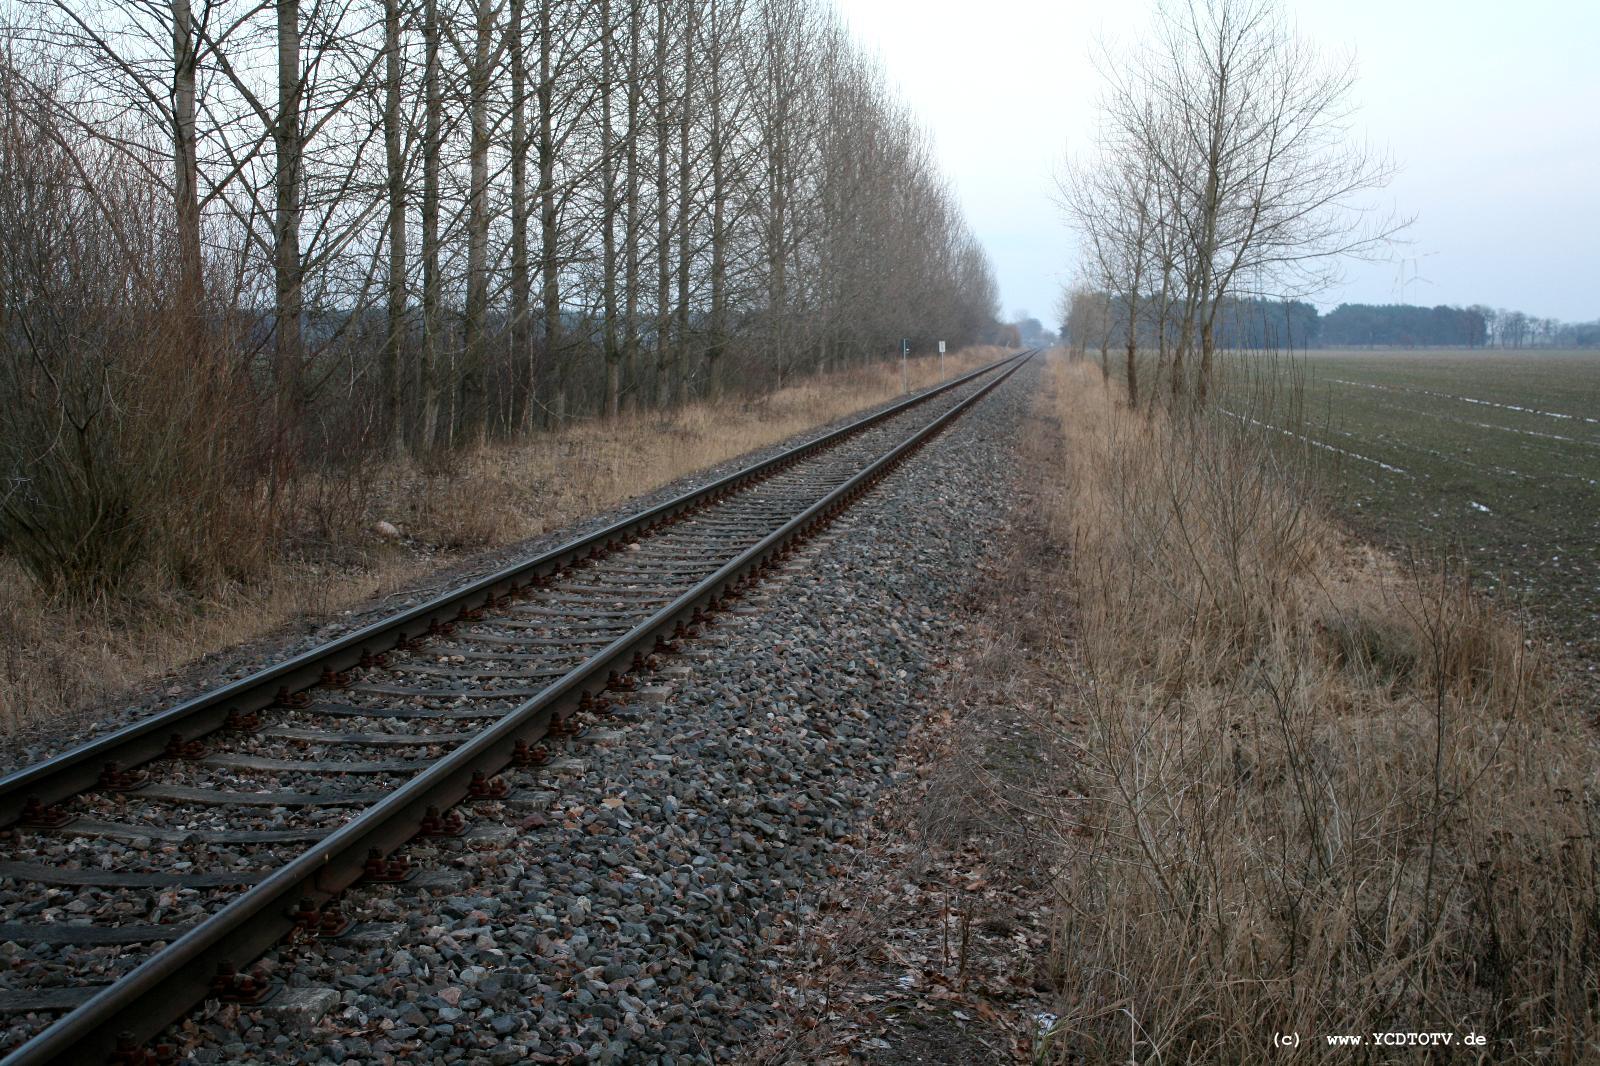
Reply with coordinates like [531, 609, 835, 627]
[461, 0, 495, 444]
[672, 0, 695, 407]
[382, 0, 407, 456]
[273, 0, 304, 453]
[601, 0, 621, 417]
[704, 0, 726, 402]
[652, 0, 670, 409]
[420, 0, 442, 451]
[1197, 313, 1216, 408]
[1153, 260, 1172, 413]
[1124, 193, 1148, 410]
[1098, 295, 1112, 383]
[1194, 62, 1226, 410]
[509, 0, 532, 432]
[537, 0, 562, 422]
[171, 0, 202, 319]
[762, 4, 789, 382]
[623, 0, 642, 410]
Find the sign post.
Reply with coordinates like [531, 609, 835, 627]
[900, 338, 910, 393]
[938, 340, 946, 380]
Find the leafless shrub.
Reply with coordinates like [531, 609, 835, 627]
[0, 62, 274, 599]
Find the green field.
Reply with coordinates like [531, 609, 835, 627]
[1229, 349, 1599, 665]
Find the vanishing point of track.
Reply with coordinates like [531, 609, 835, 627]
[0, 351, 1031, 1064]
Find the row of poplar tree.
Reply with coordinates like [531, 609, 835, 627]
[5, 0, 1000, 462]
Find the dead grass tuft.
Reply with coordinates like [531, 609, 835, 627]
[376, 349, 1002, 552]
[1040, 357, 1600, 1063]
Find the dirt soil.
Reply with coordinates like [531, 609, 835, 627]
[740, 378, 1080, 1066]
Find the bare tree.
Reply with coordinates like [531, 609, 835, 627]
[381, 0, 408, 455]
[1067, 0, 1404, 406]
[599, 0, 621, 415]
[508, 0, 532, 429]
[419, 0, 444, 450]
[454, 0, 505, 443]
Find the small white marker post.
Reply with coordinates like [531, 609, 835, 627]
[900, 337, 910, 393]
[938, 340, 946, 380]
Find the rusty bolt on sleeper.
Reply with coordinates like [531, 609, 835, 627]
[467, 770, 509, 800]
[317, 903, 353, 938]
[97, 762, 148, 792]
[163, 734, 207, 761]
[109, 1031, 173, 1066]
[20, 794, 71, 829]
[210, 962, 276, 1005]
[512, 739, 549, 767]
[273, 686, 310, 709]
[290, 898, 353, 939]
[362, 849, 415, 883]
[419, 805, 467, 837]
[224, 708, 262, 732]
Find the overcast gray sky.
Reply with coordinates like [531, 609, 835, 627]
[834, 0, 1600, 325]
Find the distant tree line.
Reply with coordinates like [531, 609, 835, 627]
[1061, 296, 1599, 352]
[1318, 304, 1488, 347]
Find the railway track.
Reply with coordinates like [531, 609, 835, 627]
[0, 350, 1031, 1064]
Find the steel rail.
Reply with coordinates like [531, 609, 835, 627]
[2, 350, 1032, 1066]
[0, 351, 1025, 828]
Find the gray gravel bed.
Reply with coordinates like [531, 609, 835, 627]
[147, 360, 1037, 1065]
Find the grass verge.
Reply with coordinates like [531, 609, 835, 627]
[1037, 355, 1600, 1063]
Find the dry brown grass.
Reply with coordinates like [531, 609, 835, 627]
[0, 347, 1005, 735]
[379, 347, 1002, 551]
[1037, 357, 1600, 1063]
